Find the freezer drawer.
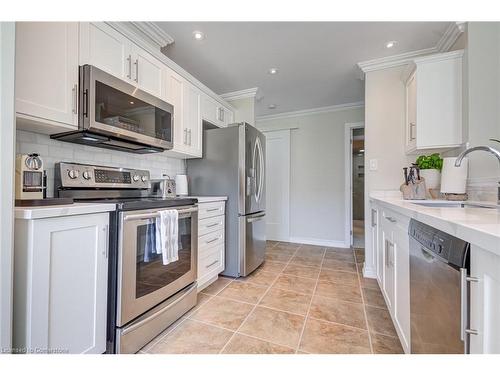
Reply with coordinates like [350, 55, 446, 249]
[240, 211, 266, 277]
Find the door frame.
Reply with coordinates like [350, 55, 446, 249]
[344, 122, 365, 248]
[262, 129, 290, 242]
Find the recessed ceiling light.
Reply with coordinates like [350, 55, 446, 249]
[193, 31, 205, 41]
[129, 101, 135, 105]
[268, 67, 278, 75]
[385, 40, 397, 49]
[268, 104, 277, 109]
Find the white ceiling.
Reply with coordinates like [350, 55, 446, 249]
[155, 22, 451, 116]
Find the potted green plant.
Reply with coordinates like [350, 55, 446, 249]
[415, 153, 443, 190]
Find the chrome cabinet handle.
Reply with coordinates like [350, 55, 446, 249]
[371, 209, 377, 227]
[205, 260, 219, 268]
[206, 207, 221, 212]
[409, 122, 416, 141]
[102, 224, 109, 258]
[126, 55, 132, 79]
[72, 84, 78, 114]
[134, 59, 139, 82]
[460, 268, 480, 346]
[206, 236, 221, 244]
[385, 216, 396, 223]
[183, 129, 188, 145]
[206, 222, 220, 228]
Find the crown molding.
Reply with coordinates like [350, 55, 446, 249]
[256, 101, 364, 122]
[110, 22, 174, 50]
[357, 21, 467, 77]
[357, 47, 437, 75]
[220, 87, 259, 101]
[436, 22, 466, 53]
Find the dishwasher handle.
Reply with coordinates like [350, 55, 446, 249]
[460, 268, 479, 351]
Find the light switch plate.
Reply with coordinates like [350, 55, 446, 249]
[369, 159, 378, 171]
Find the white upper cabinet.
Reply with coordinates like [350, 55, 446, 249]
[403, 50, 463, 154]
[131, 44, 165, 99]
[201, 94, 218, 125]
[183, 83, 202, 156]
[15, 22, 79, 130]
[80, 22, 132, 81]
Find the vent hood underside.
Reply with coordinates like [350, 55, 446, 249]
[50, 131, 164, 154]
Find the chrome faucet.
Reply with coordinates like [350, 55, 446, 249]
[455, 146, 500, 205]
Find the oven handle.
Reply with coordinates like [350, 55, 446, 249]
[123, 206, 198, 221]
[120, 283, 197, 336]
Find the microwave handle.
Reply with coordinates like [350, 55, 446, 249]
[123, 206, 198, 221]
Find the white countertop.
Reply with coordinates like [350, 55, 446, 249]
[187, 196, 228, 203]
[370, 191, 500, 255]
[15, 203, 117, 220]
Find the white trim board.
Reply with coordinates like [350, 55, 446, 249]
[256, 101, 364, 122]
[220, 87, 259, 101]
[436, 22, 466, 52]
[288, 237, 350, 249]
[130, 22, 174, 49]
[345, 122, 365, 249]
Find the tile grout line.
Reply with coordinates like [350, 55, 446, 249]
[355, 252, 374, 354]
[293, 245, 327, 353]
[146, 279, 236, 352]
[217, 242, 301, 354]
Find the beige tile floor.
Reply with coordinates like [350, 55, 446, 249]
[140, 242, 403, 354]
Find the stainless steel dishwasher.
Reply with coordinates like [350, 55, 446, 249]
[409, 219, 472, 354]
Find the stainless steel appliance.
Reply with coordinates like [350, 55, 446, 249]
[150, 176, 176, 198]
[15, 153, 45, 200]
[51, 65, 174, 154]
[55, 162, 198, 354]
[409, 219, 471, 353]
[187, 122, 266, 277]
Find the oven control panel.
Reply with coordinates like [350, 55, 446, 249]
[55, 162, 150, 189]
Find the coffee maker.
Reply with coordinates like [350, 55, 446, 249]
[15, 153, 45, 200]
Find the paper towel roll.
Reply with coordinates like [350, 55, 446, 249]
[440, 157, 468, 194]
[175, 174, 188, 196]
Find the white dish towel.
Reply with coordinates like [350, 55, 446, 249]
[155, 209, 179, 265]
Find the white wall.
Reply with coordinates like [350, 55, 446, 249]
[363, 65, 408, 277]
[0, 22, 16, 352]
[256, 107, 364, 247]
[16, 130, 186, 198]
[466, 22, 500, 179]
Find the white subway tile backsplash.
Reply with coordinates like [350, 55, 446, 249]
[16, 130, 186, 197]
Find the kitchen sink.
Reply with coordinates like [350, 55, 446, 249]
[409, 201, 499, 209]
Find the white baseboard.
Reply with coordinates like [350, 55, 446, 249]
[288, 236, 350, 248]
[362, 265, 377, 279]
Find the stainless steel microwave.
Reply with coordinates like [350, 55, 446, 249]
[52, 65, 174, 154]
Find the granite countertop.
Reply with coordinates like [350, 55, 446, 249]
[370, 191, 500, 255]
[15, 203, 117, 220]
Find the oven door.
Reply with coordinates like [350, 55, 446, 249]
[117, 205, 198, 326]
[80, 65, 174, 150]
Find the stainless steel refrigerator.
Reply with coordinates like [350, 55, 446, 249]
[187, 122, 266, 277]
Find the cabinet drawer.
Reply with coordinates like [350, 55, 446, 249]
[198, 228, 224, 254]
[198, 245, 223, 277]
[198, 201, 225, 220]
[199, 215, 224, 237]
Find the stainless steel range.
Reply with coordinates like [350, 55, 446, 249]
[55, 162, 198, 354]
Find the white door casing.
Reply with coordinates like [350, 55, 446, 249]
[264, 129, 290, 242]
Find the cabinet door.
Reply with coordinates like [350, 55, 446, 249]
[15, 22, 79, 127]
[405, 72, 417, 152]
[201, 94, 218, 125]
[183, 83, 202, 156]
[393, 225, 411, 352]
[371, 208, 383, 285]
[224, 108, 234, 126]
[469, 245, 500, 354]
[133, 46, 164, 99]
[165, 68, 185, 147]
[31, 213, 109, 354]
[81, 22, 132, 81]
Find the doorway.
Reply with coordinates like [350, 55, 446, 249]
[264, 129, 290, 241]
[345, 122, 365, 249]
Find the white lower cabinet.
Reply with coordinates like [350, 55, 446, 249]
[197, 200, 226, 291]
[469, 244, 500, 354]
[13, 213, 109, 354]
[373, 202, 411, 353]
